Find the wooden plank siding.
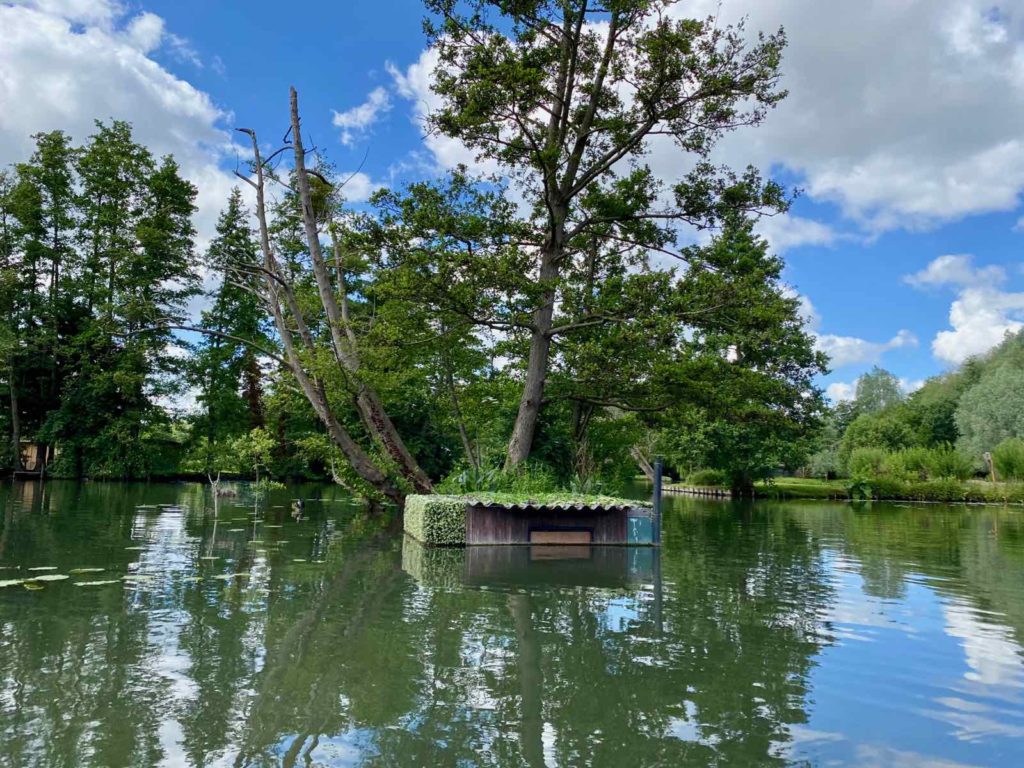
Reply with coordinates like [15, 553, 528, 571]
[466, 504, 628, 546]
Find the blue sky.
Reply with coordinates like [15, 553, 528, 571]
[3, 0, 1024, 402]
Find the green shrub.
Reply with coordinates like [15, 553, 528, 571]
[848, 447, 888, 479]
[993, 438, 1024, 481]
[686, 468, 729, 487]
[436, 462, 559, 495]
[896, 447, 932, 480]
[403, 495, 468, 546]
[923, 444, 974, 481]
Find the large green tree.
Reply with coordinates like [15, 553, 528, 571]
[424, 0, 789, 467]
[1, 122, 198, 478]
[188, 188, 267, 474]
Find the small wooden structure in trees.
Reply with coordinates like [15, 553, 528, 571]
[15, 441, 51, 478]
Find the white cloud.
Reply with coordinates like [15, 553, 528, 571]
[787, 291, 917, 370]
[816, 329, 918, 369]
[8, 0, 121, 27]
[331, 86, 391, 147]
[672, 0, 1024, 233]
[0, 2, 236, 253]
[904, 254, 1006, 288]
[826, 381, 856, 403]
[755, 214, 837, 254]
[337, 171, 384, 203]
[124, 11, 163, 53]
[905, 255, 1024, 364]
[389, 49, 501, 175]
[932, 287, 1024, 364]
[390, 2, 1024, 238]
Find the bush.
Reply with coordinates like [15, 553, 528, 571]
[436, 461, 561, 495]
[897, 447, 932, 480]
[686, 468, 729, 487]
[403, 495, 468, 546]
[993, 437, 1024, 481]
[923, 444, 974, 481]
[848, 447, 888, 479]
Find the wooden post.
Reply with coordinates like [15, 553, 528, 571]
[653, 457, 663, 546]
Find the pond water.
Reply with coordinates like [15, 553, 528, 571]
[1, 481, 1024, 767]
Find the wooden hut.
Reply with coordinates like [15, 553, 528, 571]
[404, 495, 655, 547]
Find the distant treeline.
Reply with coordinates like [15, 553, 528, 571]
[807, 331, 1024, 483]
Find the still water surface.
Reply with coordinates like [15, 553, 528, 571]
[1, 481, 1024, 767]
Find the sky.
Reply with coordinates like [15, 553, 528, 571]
[2, 0, 1024, 403]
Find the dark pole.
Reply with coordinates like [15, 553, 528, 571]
[652, 456, 664, 634]
[652, 457, 663, 546]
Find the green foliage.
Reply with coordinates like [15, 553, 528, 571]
[840, 411, 916, 470]
[186, 188, 267, 475]
[847, 445, 973, 483]
[993, 438, 1024, 481]
[848, 447, 888, 479]
[1, 124, 198, 478]
[956, 361, 1024, 461]
[435, 462, 559, 495]
[403, 495, 467, 546]
[686, 469, 729, 487]
[923, 444, 974, 481]
[233, 428, 276, 482]
[853, 367, 905, 415]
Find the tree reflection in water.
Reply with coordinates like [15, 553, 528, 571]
[2, 483, 1024, 766]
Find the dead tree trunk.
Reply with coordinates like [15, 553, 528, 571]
[288, 87, 432, 495]
[236, 125, 406, 508]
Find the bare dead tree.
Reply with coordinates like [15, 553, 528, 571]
[233, 91, 429, 507]
[287, 87, 432, 494]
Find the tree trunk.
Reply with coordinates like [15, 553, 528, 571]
[631, 446, 655, 483]
[506, 247, 560, 469]
[9, 370, 21, 471]
[239, 124, 406, 509]
[289, 87, 432, 495]
[443, 358, 478, 470]
[508, 593, 545, 768]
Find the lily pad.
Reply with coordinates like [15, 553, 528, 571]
[264, 524, 283, 529]
[69, 568, 105, 574]
[27, 566, 58, 572]
[199, 556, 219, 561]
[212, 573, 247, 580]
[74, 580, 120, 587]
[125, 546, 146, 551]
[23, 583, 44, 591]
[0, 579, 25, 588]
[292, 558, 307, 563]
[228, 528, 244, 532]
[122, 575, 155, 582]
[31, 574, 69, 582]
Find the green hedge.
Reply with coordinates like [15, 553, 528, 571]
[404, 495, 468, 545]
[752, 477, 1024, 504]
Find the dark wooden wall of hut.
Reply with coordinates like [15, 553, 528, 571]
[466, 505, 628, 545]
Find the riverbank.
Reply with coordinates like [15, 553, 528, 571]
[667, 477, 1024, 504]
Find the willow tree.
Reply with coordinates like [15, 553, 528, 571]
[424, 0, 789, 467]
